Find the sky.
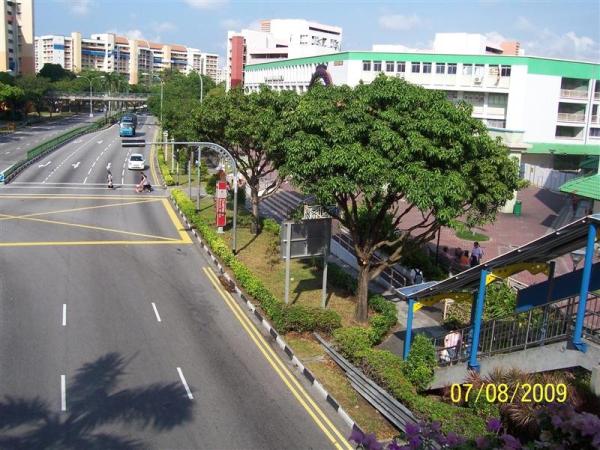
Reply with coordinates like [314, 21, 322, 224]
[35, 0, 600, 64]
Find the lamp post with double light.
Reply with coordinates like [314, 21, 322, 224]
[77, 75, 104, 118]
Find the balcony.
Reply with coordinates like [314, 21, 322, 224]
[595, 92, 600, 101]
[557, 112, 586, 123]
[592, 115, 600, 125]
[560, 89, 588, 100]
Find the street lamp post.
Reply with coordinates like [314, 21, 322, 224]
[77, 75, 104, 118]
[199, 73, 203, 104]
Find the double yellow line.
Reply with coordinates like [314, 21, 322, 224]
[202, 267, 352, 450]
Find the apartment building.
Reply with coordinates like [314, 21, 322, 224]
[0, 0, 34, 75]
[226, 18, 342, 90]
[34, 32, 220, 84]
[244, 34, 599, 206]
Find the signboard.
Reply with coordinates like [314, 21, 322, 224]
[280, 219, 331, 259]
[215, 181, 227, 228]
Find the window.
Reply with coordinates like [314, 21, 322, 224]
[386, 61, 394, 72]
[486, 119, 506, 128]
[488, 65, 500, 76]
[501, 65, 511, 76]
[590, 128, 600, 137]
[462, 64, 473, 75]
[397, 61, 405, 72]
[362, 60, 371, 71]
[447, 63, 457, 74]
[411, 62, 421, 73]
[435, 63, 446, 74]
[488, 93, 507, 106]
[423, 62, 432, 73]
[373, 60, 382, 71]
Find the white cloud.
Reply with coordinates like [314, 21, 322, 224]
[154, 22, 176, 33]
[220, 19, 241, 29]
[516, 17, 599, 61]
[378, 14, 422, 31]
[184, 0, 228, 9]
[484, 32, 508, 47]
[60, 0, 92, 16]
[515, 16, 535, 33]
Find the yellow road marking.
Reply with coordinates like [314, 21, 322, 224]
[0, 212, 178, 241]
[0, 198, 160, 222]
[0, 196, 192, 247]
[203, 267, 351, 450]
[162, 198, 192, 243]
[0, 240, 188, 247]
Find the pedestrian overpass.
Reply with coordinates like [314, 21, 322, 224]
[46, 91, 149, 102]
[396, 214, 600, 389]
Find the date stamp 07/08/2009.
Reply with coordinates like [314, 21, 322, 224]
[449, 383, 568, 404]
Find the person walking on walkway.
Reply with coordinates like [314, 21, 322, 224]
[470, 242, 484, 267]
[107, 169, 113, 189]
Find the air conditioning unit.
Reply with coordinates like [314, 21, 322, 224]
[474, 76, 483, 83]
[395, 73, 405, 78]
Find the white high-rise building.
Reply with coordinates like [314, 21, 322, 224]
[226, 18, 342, 90]
[34, 32, 221, 84]
[1, 0, 34, 75]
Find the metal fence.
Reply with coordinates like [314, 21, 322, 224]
[332, 229, 409, 288]
[434, 293, 600, 365]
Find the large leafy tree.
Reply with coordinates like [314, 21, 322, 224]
[278, 75, 521, 322]
[189, 86, 298, 234]
[0, 82, 25, 119]
[15, 75, 51, 116]
[38, 63, 74, 82]
[147, 71, 215, 138]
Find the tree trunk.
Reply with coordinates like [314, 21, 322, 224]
[250, 188, 261, 235]
[355, 263, 371, 323]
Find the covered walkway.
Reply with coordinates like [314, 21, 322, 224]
[396, 214, 600, 385]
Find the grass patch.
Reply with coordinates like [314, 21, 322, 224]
[455, 229, 489, 241]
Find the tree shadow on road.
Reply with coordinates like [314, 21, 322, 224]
[0, 352, 194, 449]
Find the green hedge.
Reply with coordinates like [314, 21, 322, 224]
[157, 142, 175, 186]
[171, 189, 341, 334]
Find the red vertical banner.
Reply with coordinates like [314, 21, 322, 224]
[215, 181, 227, 227]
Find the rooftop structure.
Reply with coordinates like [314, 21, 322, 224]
[226, 18, 342, 90]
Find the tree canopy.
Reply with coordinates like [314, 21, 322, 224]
[38, 63, 74, 82]
[278, 75, 521, 321]
[187, 86, 298, 233]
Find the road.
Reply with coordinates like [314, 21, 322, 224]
[0, 116, 351, 449]
[0, 114, 99, 173]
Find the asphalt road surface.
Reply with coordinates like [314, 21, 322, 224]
[0, 116, 351, 449]
[0, 114, 98, 173]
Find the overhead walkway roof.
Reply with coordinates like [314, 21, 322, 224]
[560, 174, 600, 201]
[395, 214, 600, 304]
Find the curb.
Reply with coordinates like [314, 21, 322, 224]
[170, 195, 364, 437]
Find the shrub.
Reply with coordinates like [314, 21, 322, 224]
[333, 327, 373, 360]
[262, 218, 281, 235]
[157, 144, 175, 185]
[402, 334, 436, 391]
[205, 173, 219, 195]
[368, 295, 397, 344]
[283, 305, 341, 334]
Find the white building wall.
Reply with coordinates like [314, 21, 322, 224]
[519, 73, 562, 142]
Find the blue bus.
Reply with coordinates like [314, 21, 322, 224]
[119, 122, 134, 137]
